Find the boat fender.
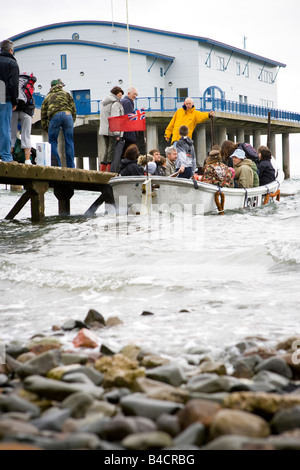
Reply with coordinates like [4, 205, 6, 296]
[214, 188, 225, 215]
[263, 189, 281, 205]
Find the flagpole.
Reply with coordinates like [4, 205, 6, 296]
[126, 0, 132, 86]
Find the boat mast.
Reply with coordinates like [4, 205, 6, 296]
[126, 0, 132, 86]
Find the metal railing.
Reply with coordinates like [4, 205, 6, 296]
[33, 93, 300, 123]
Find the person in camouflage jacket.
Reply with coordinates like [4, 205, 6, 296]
[41, 79, 76, 168]
[202, 149, 234, 188]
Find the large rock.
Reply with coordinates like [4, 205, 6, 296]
[254, 356, 293, 379]
[135, 377, 189, 404]
[186, 373, 242, 394]
[26, 337, 62, 355]
[23, 375, 104, 401]
[72, 328, 99, 349]
[174, 422, 206, 447]
[177, 399, 221, 429]
[84, 309, 106, 327]
[0, 418, 39, 438]
[94, 354, 145, 389]
[146, 363, 187, 387]
[0, 393, 40, 418]
[100, 416, 156, 441]
[271, 405, 300, 434]
[30, 407, 71, 431]
[122, 431, 173, 450]
[223, 392, 300, 418]
[16, 349, 61, 379]
[209, 409, 270, 440]
[47, 364, 103, 385]
[61, 391, 95, 418]
[120, 393, 184, 420]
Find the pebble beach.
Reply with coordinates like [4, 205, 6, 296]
[1, 308, 300, 452]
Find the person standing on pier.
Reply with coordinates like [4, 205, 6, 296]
[121, 87, 139, 154]
[164, 97, 214, 144]
[41, 79, 77, 168]
[99, 86, 124, 173]
[0, 40, 19, 162]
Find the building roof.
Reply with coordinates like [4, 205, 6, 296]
[10, 21, 286, 68]
[14, 39, 175, 62]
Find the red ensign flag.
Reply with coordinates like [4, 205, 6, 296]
[108, 109, 146, 132]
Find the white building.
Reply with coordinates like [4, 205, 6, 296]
[11, 20, 285, 113]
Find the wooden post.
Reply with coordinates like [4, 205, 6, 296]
[210, 116, 215, 147]
[5, 181, 49, 222]
[53, 184, 74, 216]
[267, 112, 271, 149]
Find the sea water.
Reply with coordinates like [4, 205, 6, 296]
[0, 178, 300, 365]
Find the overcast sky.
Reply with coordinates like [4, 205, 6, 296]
[2, 0, 300, 174]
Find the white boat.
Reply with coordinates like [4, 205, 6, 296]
[108, 170, 284, 215]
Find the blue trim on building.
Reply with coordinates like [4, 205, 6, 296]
[14, 39, 175, 62]
[33, 92, 300, 122]
[10, 21, 286, 68]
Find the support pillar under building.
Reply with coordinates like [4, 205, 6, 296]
[282, 133, 290, 179]
[146, 123, 158, 153]
[253, 130, 261, 151]
[195, 124, 206, 166]
[218, 126, 227, 146]
[237, 129, 245, 143]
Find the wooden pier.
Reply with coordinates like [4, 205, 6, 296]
[0, 162, 116, 222]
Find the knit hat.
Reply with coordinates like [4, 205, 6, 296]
[146, 162, 157, 174]
[231, 149, 246, 160]
[51, 79, 65, 88]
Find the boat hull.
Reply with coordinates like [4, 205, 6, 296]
[109, 171, 284, 215]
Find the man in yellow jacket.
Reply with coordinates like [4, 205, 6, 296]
[164, 97, 214, 143]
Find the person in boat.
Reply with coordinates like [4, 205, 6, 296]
[173, 125, 196, 179]
[119, 144, 145, 176]
[160, 156, 167, 175]
[257, 146, 276, 185]
[164, 146, 178, 176]
[202, 149, 235, 187]
[164, 97, 214, 144]
[231, 148, 257, 188]
[220, 140, 238, 168]
[99, 85, 124, 172]
[149, 148, 164, 176]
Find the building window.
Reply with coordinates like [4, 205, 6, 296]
[239, 95, 248, 104]
[260, 99, 274, 108]
[177, 88, 188, 102]
[244, 64, 249, 78]
[154, 87, 158, 102]
[236, 62, 241, 75]
[160, 67, 163, 77]
[217, 56, 225, 71]
[259, 69, 273, 83]
[206, 53, 211, 68]
[61, 55, 67, 70]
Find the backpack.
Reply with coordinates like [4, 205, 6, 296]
[18, 74, 36, 105]
[238, 143, 259, 165]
